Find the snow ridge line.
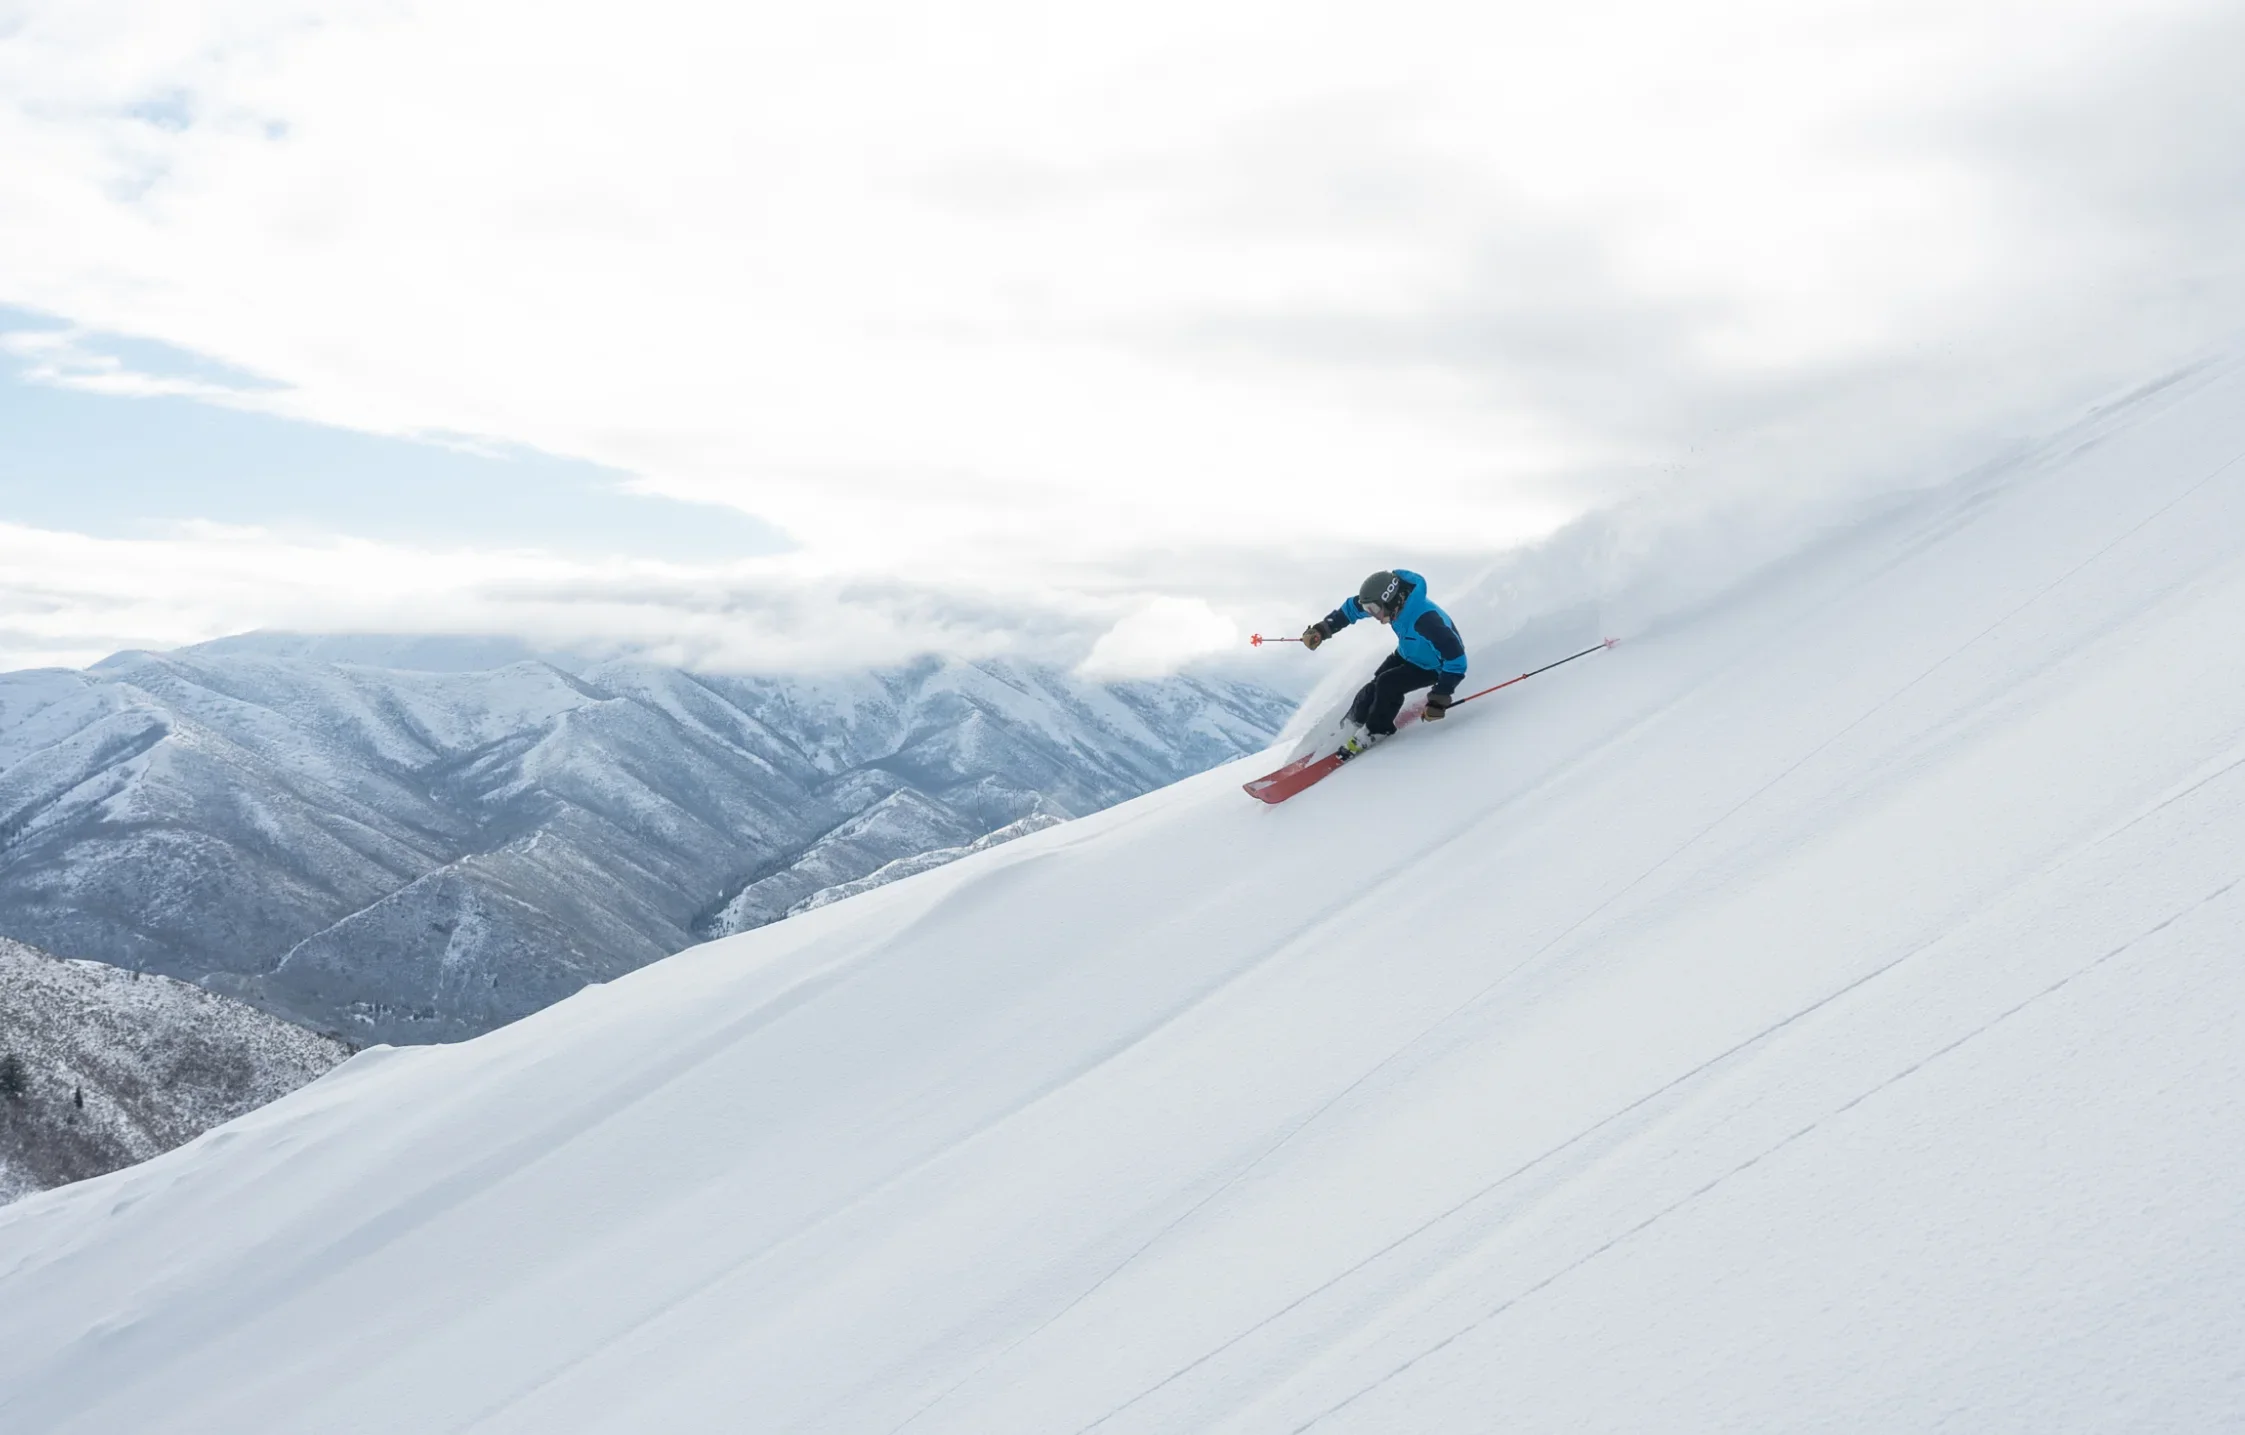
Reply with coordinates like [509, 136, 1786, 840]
[1287, 867, 2245, 1433]
[1038, 439, 2245, 1433]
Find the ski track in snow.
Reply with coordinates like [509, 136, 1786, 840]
[1282, 828, 2245, 1434]
[5, 358, 2245, 1433]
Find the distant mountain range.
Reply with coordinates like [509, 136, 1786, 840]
[0, 935, 349, 1204]
[0, 636, 1292, 1045]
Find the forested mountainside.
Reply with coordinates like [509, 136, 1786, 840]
[0, 936, 348, 1205]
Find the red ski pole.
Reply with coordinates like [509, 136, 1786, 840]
[1453, 637, 1616, 706]
[1248, 633, 1306, 646]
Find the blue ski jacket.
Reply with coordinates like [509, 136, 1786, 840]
[1321, 568, 1468, 695]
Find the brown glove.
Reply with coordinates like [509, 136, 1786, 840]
[1423, 691, 1454, 720]
[1301, 624, 1326, 650]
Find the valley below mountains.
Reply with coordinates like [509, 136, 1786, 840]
[0, 637, 1291, 1045]
[0, 936, 349, 1204]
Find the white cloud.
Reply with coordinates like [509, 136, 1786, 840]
[1, 0, 2242, 670]
[0, 519, 1161, 675]
[1076, 597, 1238, 679]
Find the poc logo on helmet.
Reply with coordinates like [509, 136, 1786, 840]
[1357, 570, 1404, 617]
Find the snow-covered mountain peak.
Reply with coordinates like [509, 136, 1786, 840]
[0, 649, 1291, 1045]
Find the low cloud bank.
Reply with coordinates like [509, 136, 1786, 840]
[2, 352, 2232, 688]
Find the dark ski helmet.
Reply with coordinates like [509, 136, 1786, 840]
[1358, 570, 1405, 616]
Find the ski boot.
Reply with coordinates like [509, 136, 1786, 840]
[1337, 722, 1382, 759]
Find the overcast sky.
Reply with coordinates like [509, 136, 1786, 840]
[3, 0, 2241, 674]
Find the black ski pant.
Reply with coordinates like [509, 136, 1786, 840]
[1350, 653, 1439, 735]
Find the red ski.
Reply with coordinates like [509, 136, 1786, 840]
[1243, 707, 1423, 804]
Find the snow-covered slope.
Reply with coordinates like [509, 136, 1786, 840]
[0, 654, 1289, 1043]
[3, 359, 2243, 1432]
[0, 938, 347, 1206]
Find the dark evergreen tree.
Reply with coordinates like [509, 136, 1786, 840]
[0, 1052, 26, 1100]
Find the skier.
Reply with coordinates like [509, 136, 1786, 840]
[1302, 569, 1468, 754]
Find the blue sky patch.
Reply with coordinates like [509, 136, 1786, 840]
[0, 307, 790, 561]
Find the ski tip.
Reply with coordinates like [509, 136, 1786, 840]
[1243, 751, 1344, 803]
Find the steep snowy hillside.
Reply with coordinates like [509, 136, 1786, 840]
[0, 937, 347, 1205]
[1, 356, 2242, 1433]
[0, 654, 1289, 1043]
